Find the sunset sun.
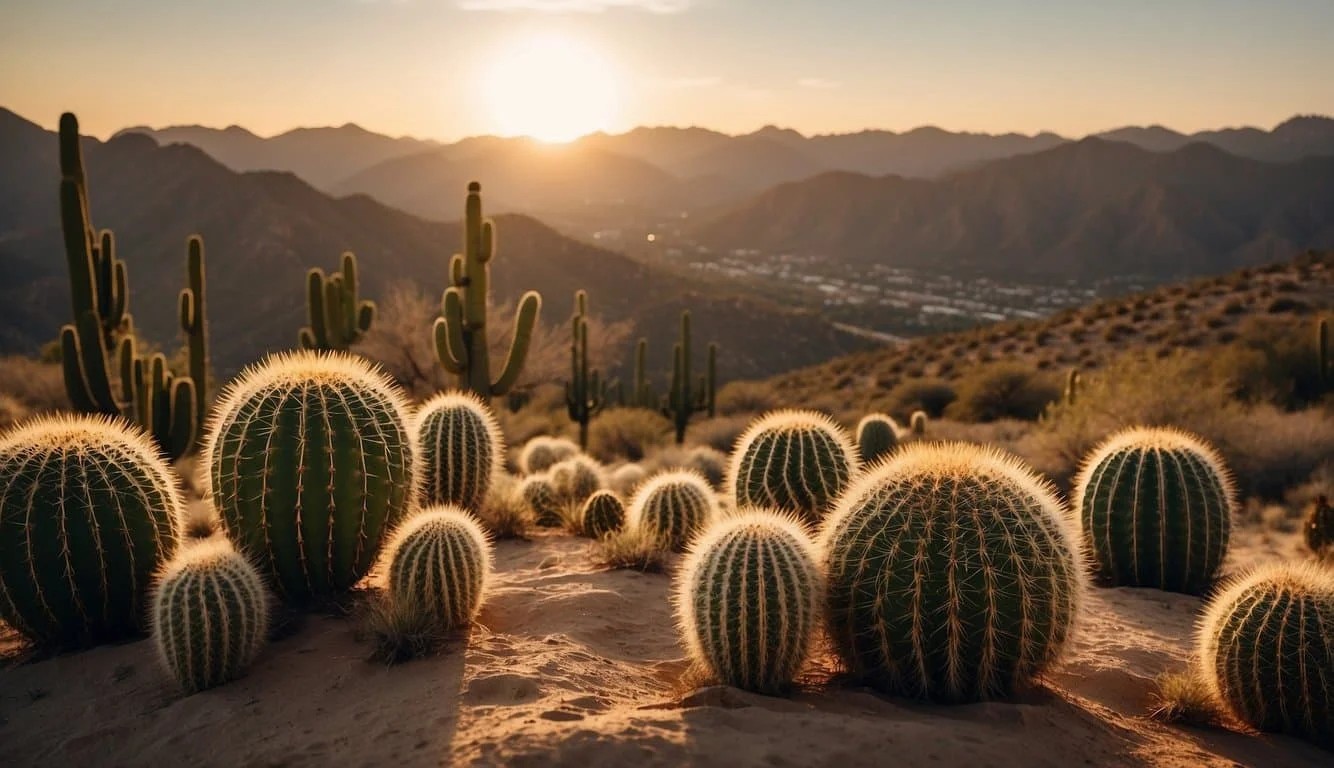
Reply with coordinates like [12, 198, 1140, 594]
[481, 33, 619, 143]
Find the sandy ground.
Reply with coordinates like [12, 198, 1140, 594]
[0, 525, 1328, 768]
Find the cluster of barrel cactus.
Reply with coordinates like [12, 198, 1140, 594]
[727, 410, 859, 525]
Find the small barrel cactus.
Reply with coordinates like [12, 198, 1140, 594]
[1197, 562, 1333, 746]
[676, 510, 820, 694]
[821, 442, 1085, 703]
[855, 413, 899, 464]
[519, 435, 578, 475]
[609, 463, 647, 497]
[521, 474, 562, 527]
[151, 539, 270, 693]
[1305, 495, 1333, 555]
[549, 455, 603, 505]
[1074, 427, 1235, 594]
[385, 506, 492, 629]
[909, 410, 927, 436]
[203, 351, 416, 603]
[629, 470, 719, 551]
[726, 410, 860, 524]
[581, 490, 626, 538]
[415, 390, 503, 511]
[0, 415, 182, 645]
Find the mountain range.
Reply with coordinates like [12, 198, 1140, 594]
[0, 108, 866, 380]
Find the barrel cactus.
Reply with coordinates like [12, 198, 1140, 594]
[385, 506, 492, 629]
[1197, 561, 1334, 745]
[519, 436, 578, 475]
[550, 454, 603, 506]
[609, 463, 646, 497]
[151, 538, 270, 693]
[521, 474, 562, 527]
[1305, 495, 1333, 555]
[204, 351, 416, 603]
[726, 410, 860, 524]
[909, 411, 927, 436]
[676, 510, 820, 694]
[1074, 426, 1235, 594]
[821, 442, 1085, 703]
[416, 390, 503, 511]
[0, 414, 182, 646]
[629, 470, 719, 551]
[581, 490, 626, 538]
[855, 413, 899, 464]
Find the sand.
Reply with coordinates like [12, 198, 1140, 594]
[0, 525, 1329, 767]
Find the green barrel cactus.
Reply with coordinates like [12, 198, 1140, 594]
[0, 414, 183, 645]
[385, 506, 492, 629]
[521, 474, 562, 527]
[519, 435, 579, 475]
[1074, 427, 1235, 594]
[855, 413, 899, 464]
[203, 351, 416, 603]
[151, 538, 270, 693]
[581, 490, 626, 538]
[549, 455, 604, 506]
[1305, 495, 1333, 555]
[1197, 562, 1334, 746]
[676, 510, 820, 694]
[909, 411, 928, 436]
[726, 410, 860, 524]
[415, 390, 503, 512]
[821, 442, 1085, 703]
[629, 470, 719, 551]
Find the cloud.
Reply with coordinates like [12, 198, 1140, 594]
[797, 77, 842, 90]
[457, 0, 691, 12]
[649, 76, 722, 89]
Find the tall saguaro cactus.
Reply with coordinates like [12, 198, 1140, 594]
[661, 311, 716, 444]
[179, 236, 209, 433]
[118, 338, 196, 460]
[434, 182, 542, 398]
[565, 290, 607, 449]
[632, 338, 656, 408]
[299, 251, 375, 351]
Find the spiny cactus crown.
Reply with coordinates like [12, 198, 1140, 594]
[415, 389, 504, 511]
[629, 469, 719, 551]
[726, 409, 860, 524]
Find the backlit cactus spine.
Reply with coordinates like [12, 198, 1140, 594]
[416, 390, 503, 511]
[727, 410, 860, 524]
[855, 413, 898, 464]
[385, 506, 492, 629]
[152, 539, 270, 693]
[1196, 562, 1334, 746]
[434, 182, 542, 398]
[629, 470, 719, 551]
[660, 311, 716, 444]
[821, 442, 1085, 703]
[565, 290, 608, 450]
[0, 415, 182, 645]
[204, 351, 416, 603]
[580, 490, 625, 538]
[676, 511, 820, 694]
[299, 251, 375, 351]
[1074, 427, 1235, 595]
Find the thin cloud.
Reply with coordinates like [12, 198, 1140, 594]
[457, 0, 691, 12]
[797, 77, 842, 89]
[649, 76, 722, 89]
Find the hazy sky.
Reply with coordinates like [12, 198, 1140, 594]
[3, 0, 1332, 141]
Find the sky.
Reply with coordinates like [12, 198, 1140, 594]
[3, 0, 1333, 142]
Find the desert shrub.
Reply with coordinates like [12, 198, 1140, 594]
[0, 393, 30, 429]
[945, 363, 1061, 423]
[586, 408, 672, 463]
[886, 378, 957, 420]
[714, 380, 779, 417]
[1222, 406, 1334, 501]
[1209, 318, 1324, 409]
[688, 415, 751, 453]
[0, 356, 67, 414]
[1265, 297, 1309, 315]
[644, 445, 728, 489]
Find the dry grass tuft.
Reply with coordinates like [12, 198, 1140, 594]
[476, 477, 533, 540]
[595, 526, 672, 574]
[356, 593, 452, 666]
[1147, 671, 1225, 727]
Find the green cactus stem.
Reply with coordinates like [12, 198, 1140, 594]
[565, 290, 607, 449]
[660, 311, 716, 444]
[855, 413, 899, 465]
[299, 251, 375, 351]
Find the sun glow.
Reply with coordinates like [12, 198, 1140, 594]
[481, 33, 620, 143]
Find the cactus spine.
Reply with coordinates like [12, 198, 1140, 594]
[434, 182, 542, 398]
[151, 539, 269, 693]
[519, 435, 579, 475]
[416, 390, 503, 512]
[821, 442, 1085, 702]
[629, 470, 719, 551]
[727, 410, 860, 525]
[299, 252, 375, 351]
[676, 511, 820, 694]
[580, 490, 625, 538]
[521, 474, 562, 527]
[0, 415, 182, 645]
[1074, 427, 1235, 595]
[385, 506, 492, 629]
[203, 351, 416, 603]
[855, 413, 899, 464]
[1305, 495, 1333, 555]
[565, 290, 608, 449]
[660, 311, 716, 443]
[1197, 562, 1334, 746]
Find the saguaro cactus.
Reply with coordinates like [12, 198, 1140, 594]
[631, 338, 656, 408]
[415, 390, 503, 512]
[434, 182, 542, 398]
[385, 506, 493, 629]
[299, 252, 375, 351]
[1197, 562, 1334, 746]
[0, 414, 182, 645]
[117, 338, 196, 460]
[1074, 426, 1235, 594]
[661, 311, 716, 444]
[152, 539, 270, 693]
[565, 290, 608, 449]
[179, 236, 210, 435]
[821, 442, 1085, 703]
[727, 410, 860, 524]
[203, 351, 416, 603]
